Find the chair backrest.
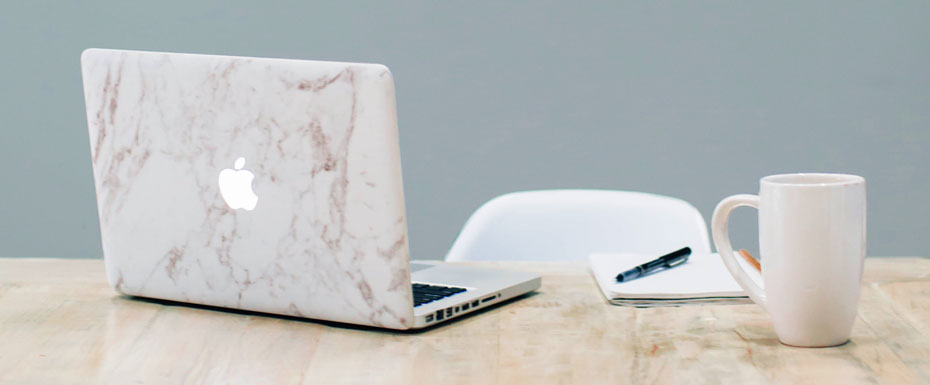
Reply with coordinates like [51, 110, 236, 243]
[444, 190, 710, 262]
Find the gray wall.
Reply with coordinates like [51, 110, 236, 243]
[1, 1, 928, 259]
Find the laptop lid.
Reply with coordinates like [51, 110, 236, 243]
[81, 49, 415, 329]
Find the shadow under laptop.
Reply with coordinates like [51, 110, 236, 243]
[119, 291, 539, 335]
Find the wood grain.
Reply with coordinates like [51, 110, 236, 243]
[0, 257, 928, 385]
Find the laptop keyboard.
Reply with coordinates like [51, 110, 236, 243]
[412, 283, 467, 307]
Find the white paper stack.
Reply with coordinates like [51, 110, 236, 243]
[588, 252, 760, 307]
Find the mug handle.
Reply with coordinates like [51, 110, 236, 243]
[711, 194, 767, 311]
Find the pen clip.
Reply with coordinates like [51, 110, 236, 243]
[666, 257, 688, 268]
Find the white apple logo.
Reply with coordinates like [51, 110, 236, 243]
[218, 157, 258, 211]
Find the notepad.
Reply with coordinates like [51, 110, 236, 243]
[588, 252, 759, 307]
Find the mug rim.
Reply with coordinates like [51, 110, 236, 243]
[761, 173, 865, 187]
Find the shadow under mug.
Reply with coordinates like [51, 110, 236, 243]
[711, 173, 866, 347]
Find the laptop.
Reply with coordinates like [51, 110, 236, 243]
[79, 48, 540, 330]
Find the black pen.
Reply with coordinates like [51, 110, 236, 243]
[615, 247, 692, 283]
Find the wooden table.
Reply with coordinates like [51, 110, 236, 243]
[1, 258, 929, 384]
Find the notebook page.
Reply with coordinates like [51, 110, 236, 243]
[588, 252, 759, 300]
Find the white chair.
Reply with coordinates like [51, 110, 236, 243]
[444, 190, 710, 262]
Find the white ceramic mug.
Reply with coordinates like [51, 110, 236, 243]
[711, 173, 866, 347]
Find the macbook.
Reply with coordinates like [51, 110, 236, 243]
[80, 48, 540, 330]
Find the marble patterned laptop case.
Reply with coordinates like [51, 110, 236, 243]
[81, 49, 415, 329]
